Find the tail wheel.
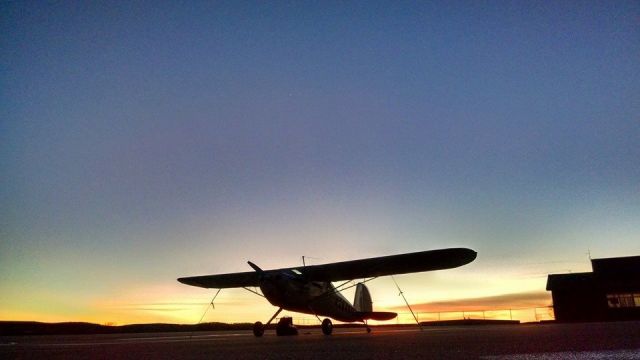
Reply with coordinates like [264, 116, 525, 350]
[253, 321, 264, 337]
[321, 318, 333, 335]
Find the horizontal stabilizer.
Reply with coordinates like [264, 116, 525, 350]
[356, 311, 397, 321]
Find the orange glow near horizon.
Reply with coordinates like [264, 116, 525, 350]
[0, 260, 560, 325]
[0, 280, 555, 325]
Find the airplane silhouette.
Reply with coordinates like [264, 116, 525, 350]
[179, 247, 477, 336]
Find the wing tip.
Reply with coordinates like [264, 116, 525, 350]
[177, 277, 201, 287]
[452, 247, 477, 267]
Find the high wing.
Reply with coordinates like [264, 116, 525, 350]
[178, 271, 260, 288]
[178, 247, 476, 289]
[294, 247, 476, 282]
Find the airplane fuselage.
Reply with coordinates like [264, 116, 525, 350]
[259, 275, 361, 322]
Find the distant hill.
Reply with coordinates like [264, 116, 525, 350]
[1, 319, 522, 336]
[0, 321, 254, 336]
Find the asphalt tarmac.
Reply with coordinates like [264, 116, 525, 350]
[2, 321, 640, 359]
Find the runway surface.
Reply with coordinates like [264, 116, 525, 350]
[2, 321, 640, 359]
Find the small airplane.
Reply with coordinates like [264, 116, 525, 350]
[178, 247, 476, 336]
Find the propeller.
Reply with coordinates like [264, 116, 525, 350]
[248, 261, 264, 274]
[248, 261, 306, 284]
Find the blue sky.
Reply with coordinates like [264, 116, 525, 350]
[1, 1, 638, 324]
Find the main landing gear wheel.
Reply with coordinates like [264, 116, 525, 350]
[321, 318, 333, 335]
[253, 321, 264, 337]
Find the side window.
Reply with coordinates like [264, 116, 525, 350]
[607, 293, 640, 308]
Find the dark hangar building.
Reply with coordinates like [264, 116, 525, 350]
[546, 255, 640, 322]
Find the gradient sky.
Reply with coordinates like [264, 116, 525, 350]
[1, 1, 638, 325]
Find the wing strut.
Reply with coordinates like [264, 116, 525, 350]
[190, 289, 221, 340]
[243, 287, 265, 298]
[335, 277, 377, 293]
[309, 277, 378, 307]
[197, 289, 221, 322]
[391, 276, 423, 331]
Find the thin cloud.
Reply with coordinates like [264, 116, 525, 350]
[108, 298, 258, 313]
[390, 291, 552, 312]
[132, 308, 190, 312]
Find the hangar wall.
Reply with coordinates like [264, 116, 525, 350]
[546, 256, 640, 322]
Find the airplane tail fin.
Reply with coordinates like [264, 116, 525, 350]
[356, 311, 398, 321]
[353, 283, 397, 320]
[353, 283, 372, 312]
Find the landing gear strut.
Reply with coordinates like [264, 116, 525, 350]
[253, 307, 283, 337]
[321, 318, 333, 335]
